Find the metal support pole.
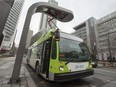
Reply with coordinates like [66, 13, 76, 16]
[10, 6, 34, 83]
[10, 2, 42, 83]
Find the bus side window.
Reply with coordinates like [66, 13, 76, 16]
[31, 47, 36, 59]
[27, 49, 32, 59]
[51, 39, 57, 59]
[36, 44, 43, 59]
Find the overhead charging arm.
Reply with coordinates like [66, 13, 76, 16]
[48, 17, 54, 29]
[34, 2, 74, 22]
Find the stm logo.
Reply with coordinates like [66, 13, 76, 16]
[75, 65, 84, 69]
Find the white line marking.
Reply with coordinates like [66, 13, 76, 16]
[111, 81, 116, 83]
[95, 69, 116, 74]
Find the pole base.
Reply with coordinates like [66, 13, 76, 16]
[9, 77, 20, 84]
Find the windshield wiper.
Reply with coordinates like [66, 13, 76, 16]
[65, 58, 73, 65]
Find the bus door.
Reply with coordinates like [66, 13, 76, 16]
[41, 39, 51, 78]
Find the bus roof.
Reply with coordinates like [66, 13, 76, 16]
[60, 32, 83, 42]
[29, 29, 83, 48]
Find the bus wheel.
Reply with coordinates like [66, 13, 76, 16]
[35, 62, 39, 75]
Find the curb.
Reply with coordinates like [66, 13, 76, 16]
[24, 65, 36, 87]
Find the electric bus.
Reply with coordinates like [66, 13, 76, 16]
[26, 29, 94, 81]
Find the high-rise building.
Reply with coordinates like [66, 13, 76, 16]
[72, 17, 97, 55]
[72, 11, 116, 61]
[39, 0, 58, 31]
[0, 0, 24, 52]
[0, 0, 14, 46]
[96, 11, 116, 61]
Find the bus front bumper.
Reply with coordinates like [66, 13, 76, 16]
[49, 69, 94, 82]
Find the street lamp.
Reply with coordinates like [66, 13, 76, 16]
[10, 2, 74, 83]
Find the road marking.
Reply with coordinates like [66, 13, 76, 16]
[94, 69, 116, 74]
[111, 81, 116, 83]
[98, 77, 102, 79]
[106, 80, 110, 82]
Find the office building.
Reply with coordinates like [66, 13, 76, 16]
[0, 0, 24, 52]
[72, 11, 116, 61]
[96, 11, 116, 60]
[72, 17, 97, 56]
[0, 0, 14, 46]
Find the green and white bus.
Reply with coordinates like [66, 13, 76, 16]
[26, 29, 94, 81]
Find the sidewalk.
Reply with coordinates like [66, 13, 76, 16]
[0, 57, 36, 87]
[97, 61, 116, 68]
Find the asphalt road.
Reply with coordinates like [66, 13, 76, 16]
[26, 64, 116, 87]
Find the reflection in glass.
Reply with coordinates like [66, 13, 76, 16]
[59, 38, 90, 62]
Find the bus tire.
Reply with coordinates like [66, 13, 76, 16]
[35, 62, 40, 76]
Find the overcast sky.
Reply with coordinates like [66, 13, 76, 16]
[15, 0, 116, 46]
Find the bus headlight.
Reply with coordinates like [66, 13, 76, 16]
[90, 65, 92, 68]
[59, 66, 64, 71]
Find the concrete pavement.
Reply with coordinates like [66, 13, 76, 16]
[98, 61, 116, 68]
[0, 57, 36, 87]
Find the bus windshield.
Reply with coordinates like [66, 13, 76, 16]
[59, 38, 90, 62]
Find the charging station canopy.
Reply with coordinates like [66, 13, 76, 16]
[34, 2, 74, 22]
